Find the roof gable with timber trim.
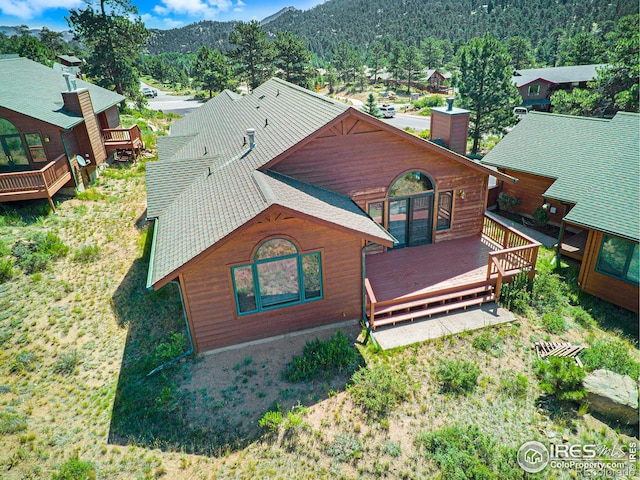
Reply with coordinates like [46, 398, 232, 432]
[481, 111, 640, 242]
[260, 108, 516, 183]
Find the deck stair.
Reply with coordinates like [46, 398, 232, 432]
[367, 279, 497, 329]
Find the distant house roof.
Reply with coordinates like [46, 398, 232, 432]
[512, 64, 605, 88]
[0, 57, 125, 129]
[56, 54, 82, 65]
[481, 112, 640, 242]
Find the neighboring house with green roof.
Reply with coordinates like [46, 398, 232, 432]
[513, 64, 604, 111]
[145, 77, 533, 353]
[0, 57, 133, 209]
[482, 111, 639, 312]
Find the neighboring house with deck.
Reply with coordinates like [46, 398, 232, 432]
[513, 64, 604, 111]
[481, 111, 639, 312]
[0, 57, 142, 209]
[145, 78, 540, 353]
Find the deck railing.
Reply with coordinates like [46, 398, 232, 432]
[0, 154, 69, 195]
[103, 125, 142, 144]
[483, 214, 540, 300]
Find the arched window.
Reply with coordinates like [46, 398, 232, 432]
[231, 238, 323, 314]
[389, 171, 433, 198]
[0, 118, 19, 135]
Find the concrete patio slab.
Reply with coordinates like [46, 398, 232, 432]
[371, 303, 516, 350]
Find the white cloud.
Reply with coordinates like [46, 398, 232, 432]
[142, 13, 185, 29]
[0, 0, 83, 20]
[152, 0, 234, 20]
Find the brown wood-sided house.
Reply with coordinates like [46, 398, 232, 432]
[482, 112, 639, 312]
[512, 64, 604, 112]
[146, 79, 540, 353]
[0, 57, 143, 210]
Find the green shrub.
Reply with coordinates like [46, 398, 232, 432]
[348, 364, 414, 418]
[0, 257, 13, 283]
[11, 232, 68, 274]
[472, 331, 502, 355]
[581, 337, 639, 378]
[327, 433, 361, 462]
[434, 359, 481, 395]
[499, 271, 531, 314]
[415, 425, 521, 479]
[0, 411, 27, 434]
[258, 410, 283, 432]
[76, 188, 107, 201]
[499, 370, 529, 398]
[412, 95, 445, 109]
[10, 350, 38, 374]
[150, 333, 187, 366]
[52, 455, 96, 480]
[532, 270, 570, 315]
[53, 349, 80, 375]
[572, 307, 597, 330]
[541, 312, 567, 334]
[72, 244, 100, 263]
[0, 239, 10, 256]
[534, 357, 586, 401]
[497, 192, 520, 212]
[418, 129, 430, 139]
[531, 206, 550, 226]
[381, 440, 402, 457]
[282, 331, 363, 382]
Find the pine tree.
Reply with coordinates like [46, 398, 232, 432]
[67, 0, 148, 96]
[366, 40, 387, 82]
[457, 33, 519, 155]
[506, 36, 534, 70]
[273, 31, 311, 86]
[228, 20, 274, 91]
[400, 45, 423, 93]
[362, 93, 381, 117]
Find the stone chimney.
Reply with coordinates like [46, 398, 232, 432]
[430, 97, 470, 156]
[61, 82, 106, 166]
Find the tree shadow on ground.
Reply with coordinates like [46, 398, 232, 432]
[108, 223, 364, 456]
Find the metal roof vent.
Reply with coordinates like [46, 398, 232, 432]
[246, 128, 256, 149]
[62, 72, 73, 92]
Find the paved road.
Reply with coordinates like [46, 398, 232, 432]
[141, 81, 205, 116]
[382, 113, 431, 132]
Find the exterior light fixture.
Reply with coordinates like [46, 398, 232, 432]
[459, 189, 466, 199]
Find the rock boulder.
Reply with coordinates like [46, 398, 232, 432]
[583, 369, 638, 425]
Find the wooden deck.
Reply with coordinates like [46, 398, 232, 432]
[559, 229, 588, 261]
[103, 125, 144, 160]
[366, 236, 496, 303]
[0, 154, 72, 210]
[364, 214, 540, 330]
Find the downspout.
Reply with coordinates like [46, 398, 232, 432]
[146, 279, 195, 376]
[145, 218, 195, 376]
[60, 132, 80, 189]
[554, 203, 568, 268]
[361, 243, 380, 350]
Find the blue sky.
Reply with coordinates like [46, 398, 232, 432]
[0, 0, 324, 31]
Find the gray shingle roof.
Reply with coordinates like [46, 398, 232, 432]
[0, 57, 124, 129]
[481, 112, 639, 242]
[147, 78, 378, 286]
[512, 64, 604, 88]
[145, 155, 223, 219]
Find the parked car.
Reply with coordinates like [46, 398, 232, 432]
[513, 106, 528, 121]
[379, 104, 396, 118]
[142, 87, 157, 98]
